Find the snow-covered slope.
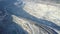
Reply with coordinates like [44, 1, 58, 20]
[23, 1, 60, 26]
